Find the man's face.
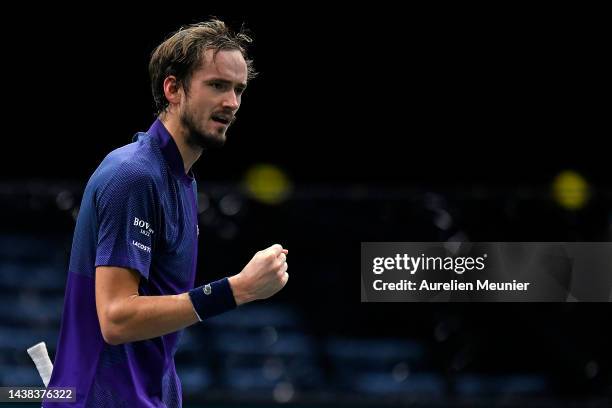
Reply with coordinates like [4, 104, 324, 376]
[179, 48, 248, 150]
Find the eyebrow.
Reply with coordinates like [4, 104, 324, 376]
[207, 78, 248, 89]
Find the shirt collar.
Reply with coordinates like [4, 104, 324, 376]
[146, 119, 194, 184]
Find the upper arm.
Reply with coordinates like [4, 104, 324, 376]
[95, 168, 158, 280]
[95, 266, 141, 344]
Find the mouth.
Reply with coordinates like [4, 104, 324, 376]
[211, 114, 233, 126]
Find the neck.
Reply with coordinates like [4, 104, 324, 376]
[159, 113, 203, 174]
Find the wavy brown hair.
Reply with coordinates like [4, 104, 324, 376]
[149, 19, 257, 115]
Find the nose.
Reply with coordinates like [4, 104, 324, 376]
[222, 90, 240, 111]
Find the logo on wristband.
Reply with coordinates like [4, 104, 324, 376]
[203, 284, 212, 295]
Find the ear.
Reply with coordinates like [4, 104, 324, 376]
[162, 75, 183, 106]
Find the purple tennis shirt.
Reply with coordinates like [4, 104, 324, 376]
[44, 119, 199, 407]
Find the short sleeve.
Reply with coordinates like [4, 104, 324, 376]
[94, 166, 159, 279]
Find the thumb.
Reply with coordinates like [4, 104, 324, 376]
[267, 244, 284, 256]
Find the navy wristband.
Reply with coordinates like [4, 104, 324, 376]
[188, 277, 237, 321]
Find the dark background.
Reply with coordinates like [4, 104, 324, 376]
[1, 5, 608, 186]
[0, 4, 610, 407]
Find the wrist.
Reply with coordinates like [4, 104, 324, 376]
[188, 278, 237, 321]
[228, 274, 251, 306]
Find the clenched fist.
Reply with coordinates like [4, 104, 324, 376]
[228, 244, 289, 305]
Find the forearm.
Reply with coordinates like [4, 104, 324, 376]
[103, 292, 199, 345]
[97, 243, 289, 345]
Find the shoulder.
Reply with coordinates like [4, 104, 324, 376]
[90, 142, 163, 199]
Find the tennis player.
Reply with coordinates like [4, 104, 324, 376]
[43, 19, 288, 407]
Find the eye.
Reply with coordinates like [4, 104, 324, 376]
[210, 82, 225, 90]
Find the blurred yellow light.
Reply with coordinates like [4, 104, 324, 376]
[552, 170, 589, 210]
[244, 164, 292, 205]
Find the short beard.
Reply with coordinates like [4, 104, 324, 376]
[180, 109, 226, 151]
